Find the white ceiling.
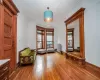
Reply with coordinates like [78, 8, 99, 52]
[13, 0, 83, 27]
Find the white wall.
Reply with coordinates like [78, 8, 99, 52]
[27, 21, 36, 49]
[57, 0, 100, 67]
[17, 12, 29, 63]
[57, 23, 66, 52]
[83, 0, 100, 67]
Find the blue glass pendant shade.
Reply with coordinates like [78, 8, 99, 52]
[44, 10, 53, 22]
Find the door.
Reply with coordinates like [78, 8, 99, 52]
[4, 7, 15, 70]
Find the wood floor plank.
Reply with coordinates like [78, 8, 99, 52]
[10, 53, 100, 80]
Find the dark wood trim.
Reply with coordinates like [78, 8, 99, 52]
[36, 25, 45, 31]
[2, 0, 19, 15]
[46, 28, 54, 32]
[7, 0, 19, 12]
[65, 8, 85, 59]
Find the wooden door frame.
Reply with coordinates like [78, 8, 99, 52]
[67, 28, 74, 50]
[65, 8, 85, 58]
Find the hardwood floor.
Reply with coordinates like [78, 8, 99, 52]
[10, 53, 100, 80]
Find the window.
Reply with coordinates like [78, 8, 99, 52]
[68, 32, 73, 48]
[37, 34, 42, 48]
[36, 26, 54, 49]
[46, 31, 54, 48]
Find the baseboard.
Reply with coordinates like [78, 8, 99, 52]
[86, 61, 100, 71]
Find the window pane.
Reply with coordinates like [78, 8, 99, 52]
[47, 41, 53, 48]
[37, 30, 42, 33]
[38, 42, 42, 48]
[38, 34, 42, 41]
[68, 32, 72, 48]
[47, 35, 52, 41]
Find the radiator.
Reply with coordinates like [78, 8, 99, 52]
[57, 44, 62, 52]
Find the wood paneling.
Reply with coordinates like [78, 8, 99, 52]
[3, 0, 19, 15]
[10, 53, 100, 80]
[4, 25, 12, 38]
[4, 6, 14, 71]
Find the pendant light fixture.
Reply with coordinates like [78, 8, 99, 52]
[44, 7, 53, 22]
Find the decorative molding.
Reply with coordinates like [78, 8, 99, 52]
[65, 8, 85, 24]
[3, 0, 19, 14]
